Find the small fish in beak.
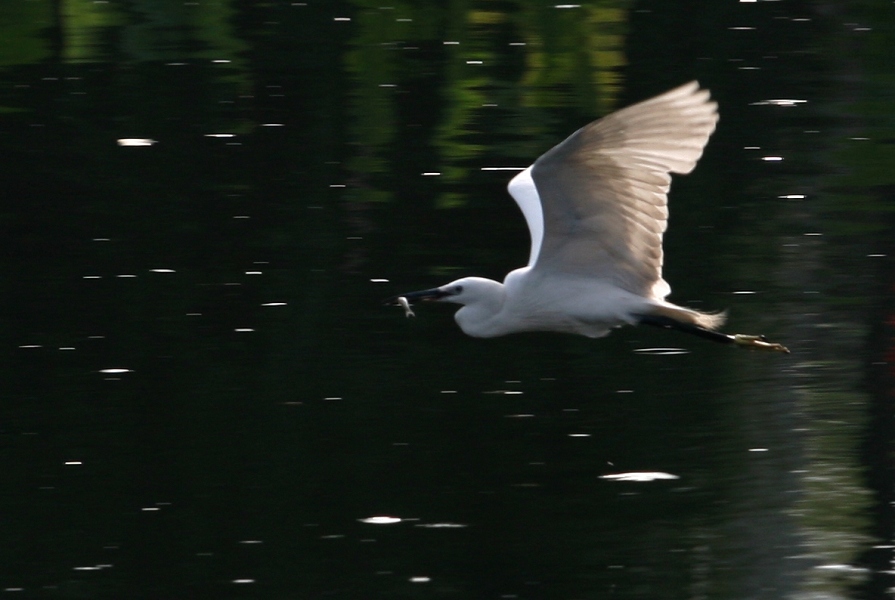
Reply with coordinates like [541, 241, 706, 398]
[396, 296, 415, 318]
[384, 287, 452, 318]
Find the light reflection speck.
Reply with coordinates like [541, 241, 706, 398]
[633, 347, 690, 355]
[116, 138, 156, 147]
[601, 472, 679, 482]
[750, 99, 807, 106]
[359, 516, 402, 525]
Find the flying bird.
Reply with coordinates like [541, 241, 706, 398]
[387, 82, 788, 353]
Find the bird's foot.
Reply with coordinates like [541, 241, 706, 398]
[732, 334, 789, 354]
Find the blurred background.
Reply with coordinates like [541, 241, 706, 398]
[2, 0, 894, 597]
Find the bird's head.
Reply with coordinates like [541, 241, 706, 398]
[386, 277, 507, 337]
[385, 277, 486, 304]
[386, 277, 496, 307]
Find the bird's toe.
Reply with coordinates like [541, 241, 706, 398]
[733, 334, 789, 353]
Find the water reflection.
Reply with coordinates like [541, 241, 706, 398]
[116, 138, 157, 147]
[2, 0, 894, 597]
[600, 472, 680, 482]
[632, 347, 691, 355]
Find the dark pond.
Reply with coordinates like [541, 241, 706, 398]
[3, 1, 894, 598]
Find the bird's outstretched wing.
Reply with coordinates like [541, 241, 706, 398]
[508, 81, 718, 299]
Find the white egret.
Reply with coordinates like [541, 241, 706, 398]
[388, 82, 788, 353]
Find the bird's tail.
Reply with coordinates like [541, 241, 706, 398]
[650, 302, 727, 331]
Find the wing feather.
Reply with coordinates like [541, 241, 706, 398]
[527, 81, 718, 299]
[507, 167, 544, 266]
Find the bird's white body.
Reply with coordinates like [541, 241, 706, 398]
[449, 271, 650, 338]
[397, 82, 726, 340]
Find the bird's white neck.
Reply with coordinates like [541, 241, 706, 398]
[452, 278, 508, 338]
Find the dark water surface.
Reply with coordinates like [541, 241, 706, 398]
[3, 1, 894, 598]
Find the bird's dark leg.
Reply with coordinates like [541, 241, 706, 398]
[637, 315, 734, 344]
[636, 315, 790, 353]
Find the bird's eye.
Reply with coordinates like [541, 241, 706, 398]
[455, 285, 464, 293]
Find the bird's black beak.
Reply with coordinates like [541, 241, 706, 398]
[383, 287, 450, 306]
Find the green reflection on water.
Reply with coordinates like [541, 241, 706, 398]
[60, 0, 248, 67]
[796, 385, 874, 592]
[344, 0, 630, 209]
[0, 2, 50, 67]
